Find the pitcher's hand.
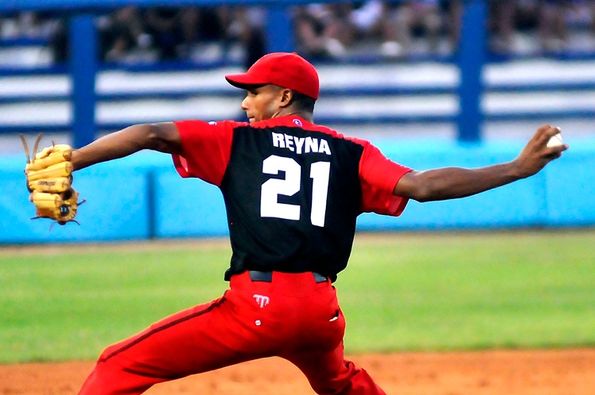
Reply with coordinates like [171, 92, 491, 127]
[512, 125, 568, 179]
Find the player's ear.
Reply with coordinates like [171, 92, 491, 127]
[278, 88, 294, 108]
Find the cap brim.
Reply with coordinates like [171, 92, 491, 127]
[225, 74, 267, 90]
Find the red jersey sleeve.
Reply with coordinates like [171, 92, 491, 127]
[172, 120, 235, 186]
[359, 142, 413, 216]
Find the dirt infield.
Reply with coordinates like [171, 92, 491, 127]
[1, 349, 594, 395]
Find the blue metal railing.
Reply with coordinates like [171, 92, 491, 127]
[68, 14, 97, 148]
[457, 0, 485, 142]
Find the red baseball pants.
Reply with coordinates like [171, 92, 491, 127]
[79, 271, 386, 394]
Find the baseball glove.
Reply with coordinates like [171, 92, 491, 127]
[20, 134, 82, 225]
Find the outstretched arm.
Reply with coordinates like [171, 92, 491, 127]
[394, 125, 568, 202]
[71, 122, 181, 171]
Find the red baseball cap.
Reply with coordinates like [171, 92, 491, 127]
[225, 52, 320, 100]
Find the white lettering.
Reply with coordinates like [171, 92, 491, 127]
[271, 133, 331, 156]
[305, 137, 318, 154]
[319, 140, 331, 156]
[284, 134, 295, 152]
[294, 136, 305, 154]
[272, 132, 285, 148]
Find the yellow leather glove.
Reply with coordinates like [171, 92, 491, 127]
[21, 135, 81, 225]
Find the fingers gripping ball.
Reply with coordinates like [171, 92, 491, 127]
[20, 134, 83, 225]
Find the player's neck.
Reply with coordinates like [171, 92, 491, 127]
[271, 108, 313, 122]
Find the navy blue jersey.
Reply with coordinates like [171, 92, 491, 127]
[173, 115, 411, 281]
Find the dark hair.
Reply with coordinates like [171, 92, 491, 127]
[290, 91, 316, 113]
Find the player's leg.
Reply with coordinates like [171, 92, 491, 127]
[78, 293, 260, 395]
[278, 288, 386, 395]
[285, 341, 386, 395]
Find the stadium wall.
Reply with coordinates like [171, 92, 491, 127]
[2, 140, 594, 243]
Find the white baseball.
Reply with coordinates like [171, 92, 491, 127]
[546, 131, 564, 148]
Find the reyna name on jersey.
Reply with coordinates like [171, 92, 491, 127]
[271, 132, 332, 156]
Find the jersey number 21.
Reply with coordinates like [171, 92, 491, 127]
[260, 155, 330, 227]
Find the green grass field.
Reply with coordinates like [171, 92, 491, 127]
[1, 230, 594, 363]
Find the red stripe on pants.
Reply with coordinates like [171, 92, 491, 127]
[79, 272, 385, 394]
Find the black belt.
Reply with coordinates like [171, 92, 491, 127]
[248, 270, 328, 283]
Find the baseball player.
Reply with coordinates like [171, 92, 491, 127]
[24, 52, 566, 394]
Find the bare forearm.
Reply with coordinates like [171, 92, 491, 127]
[71, 122, 180, 171]
[71, 125, 149, 170]
[403, 162, 521, 202]
[395, 125, 568, 202]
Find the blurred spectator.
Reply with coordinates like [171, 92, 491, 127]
[225, 7, 267, 69]
[294, 4, 354, 58]
[489, 0, 517, 53]
[490, 0, 595, 55]
[293, 0, 460, 58]
[294, 1, 424, 59]
[0, 12, 55, 39]
[293, 5, 332, 58]
[390, 0, 443, 54]
[177, 6, 232, 59]
[561, 0, 595, 48]
[99, 7, 149, 62]
[538, 0, 571, 52]
[49, 17, 67, 62]
[143, 8, 181, 60]
[443, 0, 463, 50]
[348, 0, 401, 56]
